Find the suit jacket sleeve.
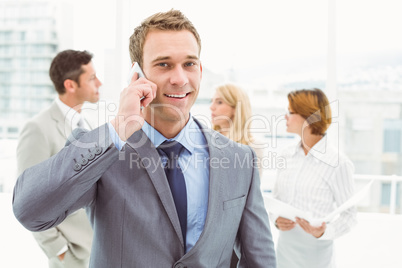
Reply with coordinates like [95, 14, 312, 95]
[16, 120, 72, 257]
[13, 123, 119, 232]
[237, 147, 277, 268]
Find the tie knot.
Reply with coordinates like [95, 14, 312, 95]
[158, 140, 184, 160]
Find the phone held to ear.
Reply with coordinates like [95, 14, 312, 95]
[126, 62, 147, 106]
[127, 62, 145, 85]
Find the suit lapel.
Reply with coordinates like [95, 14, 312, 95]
[49, 101, 71, 139]
[126, 130, 185, 248]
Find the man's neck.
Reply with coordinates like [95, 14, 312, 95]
[58, 95, 82, 113]
[146, 116, 190, 139]
[301, 131, 323, 155]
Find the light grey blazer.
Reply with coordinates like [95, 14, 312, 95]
[13, 119, 276, 268]
[16, 101, 93, 267]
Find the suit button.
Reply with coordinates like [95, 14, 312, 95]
[93, 147, 102, 155]
[73, 163, 82, 171]
[80, 158, 88, 165]
[86, 152, 95, 160]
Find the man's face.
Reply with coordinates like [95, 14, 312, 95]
[142, 30, 202, 124]
[76, 61, 102, 103]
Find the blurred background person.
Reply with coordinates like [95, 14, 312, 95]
[210, 83, 265, 267]
[272, 88, 357, 268]
[16, 49, 101, 268]
[210, 83, 264, 175]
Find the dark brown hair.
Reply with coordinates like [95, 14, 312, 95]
[49, 50, 93, 94]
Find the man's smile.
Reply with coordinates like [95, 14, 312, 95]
[164, 92, 191, 99]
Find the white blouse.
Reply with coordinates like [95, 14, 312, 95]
[273, 137, 357, 240]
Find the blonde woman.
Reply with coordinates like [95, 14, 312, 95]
[210, 83, 264, 175]
[273, 88, 357, 268]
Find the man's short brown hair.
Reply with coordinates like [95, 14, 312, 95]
[49, 50, 93, 94]
[129, 9, 201, 67]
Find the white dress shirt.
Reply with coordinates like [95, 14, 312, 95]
[273, 137, 357, 240]
[55, 97, 89, 130]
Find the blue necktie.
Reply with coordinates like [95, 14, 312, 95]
[158, 140, 187, 250]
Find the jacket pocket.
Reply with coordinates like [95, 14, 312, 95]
[223, 195, 246, 210]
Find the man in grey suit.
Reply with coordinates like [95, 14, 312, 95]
[13, 10, 276, 267]
[16, 50, 102, 267]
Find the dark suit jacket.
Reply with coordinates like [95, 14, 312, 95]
[13, 119, 276, 267]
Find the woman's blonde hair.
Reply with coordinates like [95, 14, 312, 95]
[212, 83, 254, 145]
[288, 88, 332, 135]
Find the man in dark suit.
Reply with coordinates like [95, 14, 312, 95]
[13, 10, 276, 267]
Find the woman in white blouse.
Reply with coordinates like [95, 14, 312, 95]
[273, 88, 357, 268]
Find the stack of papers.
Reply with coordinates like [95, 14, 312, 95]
[263, 180, 373, 227]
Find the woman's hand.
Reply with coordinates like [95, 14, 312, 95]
[275, 217, 296, 231]
[296, 217, 326, 238]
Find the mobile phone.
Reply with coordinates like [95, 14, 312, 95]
[127, 62, 145, 85]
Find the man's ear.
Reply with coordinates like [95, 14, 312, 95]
[63, 79, 77, 93]
[200, 62, 203, 79]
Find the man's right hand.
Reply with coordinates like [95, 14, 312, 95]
[111, 70, 157, 141]
[275, 217, 296, 231]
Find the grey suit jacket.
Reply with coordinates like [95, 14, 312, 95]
[16, 101, 93, 264]
[14, 119, 276, 267]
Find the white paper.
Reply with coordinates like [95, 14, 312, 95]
[264, 180, 373, 227]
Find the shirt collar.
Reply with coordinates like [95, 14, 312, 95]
[308, 135, 338, 166]
[55, 97, 83, 128]
[291, 135, 338, 166]
[289, 134, 326, 155]
[308, 135, 328, 159]
[141, 114, 197, 154]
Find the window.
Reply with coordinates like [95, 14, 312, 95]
[17, 45, 27, 55]
[381, 182, 401, 209]
[0, 73, 11, 83]
[34, 31, 44, 41]
[7, 127, 18, 133]
[19, 31, 25, 41]
[383, 119, 402, 153]
[0, 31, 12, 42]
[0, 59, 11, 68]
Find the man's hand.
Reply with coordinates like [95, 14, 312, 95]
[296, 217, 326, 238]
[58, 252, 66, 261]
[275, 217, 296, 231]
[111, 69, 157, 141]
